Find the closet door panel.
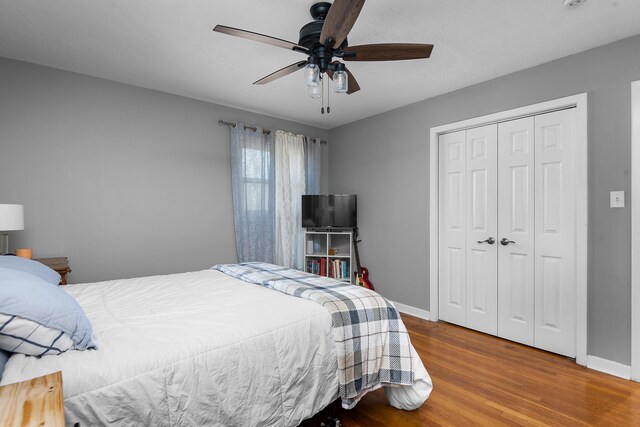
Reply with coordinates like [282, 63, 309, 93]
[497, 117, 535, 346]
[465, 125, 498, 334]
[534, 109, 576, 357]
[439, 131, 467, 326]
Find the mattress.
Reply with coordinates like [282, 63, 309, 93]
[1, 270, 340, 426]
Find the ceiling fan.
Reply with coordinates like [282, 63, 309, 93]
[213, 0, 433, 100]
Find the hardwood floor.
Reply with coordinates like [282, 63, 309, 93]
[300, 314, 640, 426]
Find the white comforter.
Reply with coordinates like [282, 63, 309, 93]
[1, 269, 431, 426]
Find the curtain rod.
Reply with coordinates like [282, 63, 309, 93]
[218, 119, 327, 144]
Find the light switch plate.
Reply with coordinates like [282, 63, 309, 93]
[610, 191, 625, 208]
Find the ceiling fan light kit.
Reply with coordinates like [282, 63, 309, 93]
[304, 59, 320, 87]
[213, 0, 434, 113]
[334, 64, 348, 93]
[309, 83, 322, 99]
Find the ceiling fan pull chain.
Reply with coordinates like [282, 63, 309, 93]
[327, 79, 331, 114]
[321, 76, 325, 114]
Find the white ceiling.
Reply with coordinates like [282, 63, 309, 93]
[1, 1, 639, 129]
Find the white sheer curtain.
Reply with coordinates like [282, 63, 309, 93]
[230, 123, 275, 263]
[274, 130, 306, 269]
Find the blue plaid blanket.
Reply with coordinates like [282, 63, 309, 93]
[212, 262, 416, 409]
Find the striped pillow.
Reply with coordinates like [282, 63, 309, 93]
[0, 314, 75, 356]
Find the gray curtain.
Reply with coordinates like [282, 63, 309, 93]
[230, 123, 275, 263]
[305, 138, 322, 195]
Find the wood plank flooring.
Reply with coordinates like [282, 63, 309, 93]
[300, 314, 640, 426]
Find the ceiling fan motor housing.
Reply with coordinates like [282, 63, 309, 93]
[298, 20, 325, 49]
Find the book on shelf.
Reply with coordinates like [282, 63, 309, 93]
[306, 259, 321, 275]
[307, 257, 350, 282]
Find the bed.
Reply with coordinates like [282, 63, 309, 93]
[0, 261, 432, 426]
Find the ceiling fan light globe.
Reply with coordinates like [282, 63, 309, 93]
[334, 70, 348, 93]
[308, 84, 322, 98]
[304, 63, 320, 87]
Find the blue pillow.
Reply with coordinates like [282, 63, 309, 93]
[0, 255, 61, 285]
[0, 349, 9, 381]
[0, 268, 98, 355]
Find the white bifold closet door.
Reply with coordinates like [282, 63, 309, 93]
[533, 109, 576, 357]
[438, 130, 468, 327]
[497, 117, 536, 346]
[439, 125, 498, 335]
[465, 125, 498, 335]
[438, 109, 576, 358]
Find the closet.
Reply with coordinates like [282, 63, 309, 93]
[438, 108, 576, 357]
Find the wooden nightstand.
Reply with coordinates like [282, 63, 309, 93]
[0, 371, 64, 427]
[35, 257, 72, 285]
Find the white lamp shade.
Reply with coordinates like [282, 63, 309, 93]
[0, 204, 24, 231]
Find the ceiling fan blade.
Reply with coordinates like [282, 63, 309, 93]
[320, 0, 366, 49]
[344, 67, 361, 94]
[213, 25, 308, 54]
[342, 43, 434, 61]
[327, 62, 361, 94]
[253, 61, 308, 85]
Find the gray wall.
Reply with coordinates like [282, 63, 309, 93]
[328, 34, 640, 365]
[0, 57, 328, 283]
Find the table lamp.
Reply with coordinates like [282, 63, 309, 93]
[0, 204, 24, 255]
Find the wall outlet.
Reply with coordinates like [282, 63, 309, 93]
[610, 191, 625, 208]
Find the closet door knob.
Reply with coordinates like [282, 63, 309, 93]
[500, 238, 516, 246]
[477, 237, 495, 245]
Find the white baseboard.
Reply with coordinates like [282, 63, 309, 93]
[587, 355, 631, 380]
[391, 301, 430, 321]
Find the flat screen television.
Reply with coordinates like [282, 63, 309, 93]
[301, 194, 357, 229]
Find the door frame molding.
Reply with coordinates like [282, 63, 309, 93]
[429, 93, 588, 365]
[632, 81, 640, 380]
